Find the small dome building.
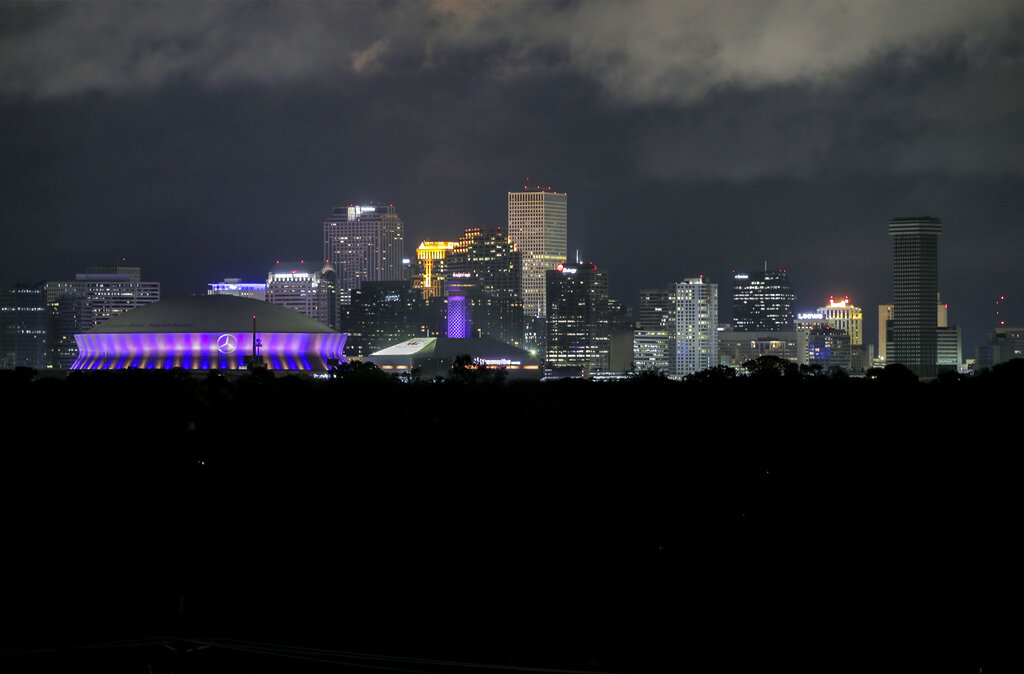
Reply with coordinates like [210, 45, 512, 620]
[72, 295, 347, 371]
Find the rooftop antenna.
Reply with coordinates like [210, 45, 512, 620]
[764, 260, 767, 272]
[576, 249, 581, 264]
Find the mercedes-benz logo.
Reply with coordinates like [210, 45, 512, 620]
[217, 333, 237, 354]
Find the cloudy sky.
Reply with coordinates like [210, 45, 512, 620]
[2, 0, 1023, 351]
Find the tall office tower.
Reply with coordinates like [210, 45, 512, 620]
[546, 262, 610, 373]
[446, 227, 524, 347]
[889, 216, 942, 377]
[0, 282, 47, 370]
[817, 296, 863, 345]
[323, 202, 405, 305]
[508, 185, 567, 320]
[265, 261, 336, 328]
[208, 278, 267, 301]
[732, 269, 796, 331]
[671, 277, 718, 378]
[414, 241, 456, 299]
[634, 288, 674, 373]
[45, 266, 160, 369]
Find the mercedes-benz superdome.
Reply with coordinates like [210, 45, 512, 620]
[72, 295, 346, 371]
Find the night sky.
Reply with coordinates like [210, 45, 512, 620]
[3, 1, 1024, 352]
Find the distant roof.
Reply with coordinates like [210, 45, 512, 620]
[87, 295, 337, 334]
[369, 336, 535, 361]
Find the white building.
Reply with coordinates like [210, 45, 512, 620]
[507, 186, 567, 319]
[671, 278, 718, 378]
[323, 203, 405, 305]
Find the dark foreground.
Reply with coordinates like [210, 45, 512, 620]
[1, 364, 1020, 672]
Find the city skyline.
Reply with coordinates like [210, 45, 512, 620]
[3, 1, 1024, 353]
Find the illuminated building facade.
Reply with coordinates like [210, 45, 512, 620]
[732, 270, 795, 332]
[265, 261, 337, 329]
[445, 227, 524, 347]
[414, 241, 456, 299]
[633, 288, 673, 373]
[807, 325, 851, 371]
[546, 262, 609, 373]
[671, 278, 718, 378]
[817, 296, 863, 345]
[889, 216, 942, 377]
[72, 295, 345, 371]
[878, 304, 894, 361]
[208, 278, 267, 301]
[45, 266, 160, 369]
[0, 282, 47, 370]
[323, 203, 405, 305]
[508, 185, 567, 320]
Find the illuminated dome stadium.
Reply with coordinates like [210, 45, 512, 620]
[72, 295, 347, 371]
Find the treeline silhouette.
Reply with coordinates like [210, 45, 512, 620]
[1, 359, 1020, 673]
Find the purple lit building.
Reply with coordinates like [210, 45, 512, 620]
[72, 295, 346, 371]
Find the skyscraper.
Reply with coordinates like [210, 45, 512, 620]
[546, 262, 609, 373]
[507, 185, 567, 320]
[732, 269, 795, 331]
[671, 277, 718, 378]
[633, 288, 674, 374]
[889, 216, 942, 377]
[323, 202, 405, 305]
[446, 227, 524, 347]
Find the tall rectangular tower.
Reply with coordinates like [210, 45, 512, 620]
[732, 269, 795, 331]
[671, 277, 718, 378]
[324, 203, 405, 305]
[546, 262, 609, 373]
[889, 216, 942, 377]
[507, 186, 567, 319]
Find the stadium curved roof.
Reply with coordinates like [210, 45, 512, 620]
[88, 295, 337, 334]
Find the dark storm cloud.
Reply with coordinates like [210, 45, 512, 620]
[4, 1, 1021, 103]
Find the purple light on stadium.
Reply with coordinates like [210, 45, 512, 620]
[72, 332, 347, 371]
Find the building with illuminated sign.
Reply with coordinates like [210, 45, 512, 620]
[889, 216, 942, 377]
[671, 277, 718, 378]
[508, 184, 567, 321]
[732, 269, 795, 332]
[45, 266, 160, 369]
[444, 227, 524, 347]
[546, 262, 609, 373]
[324, 202, 405, 306]
[208, 278, 267, 301]
[71, 294, 345, 371]
[817, 296, 863, 345]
